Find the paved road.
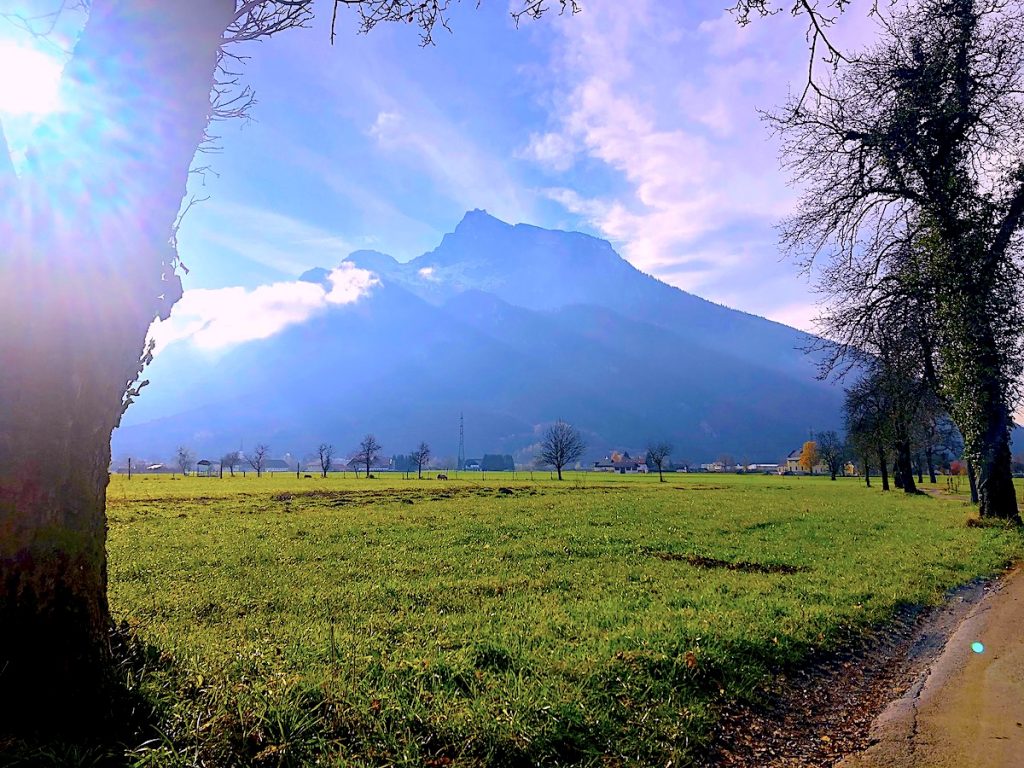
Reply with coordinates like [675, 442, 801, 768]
[839, 568, 1024, 768]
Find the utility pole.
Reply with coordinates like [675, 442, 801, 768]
[458, 411, 466, 476]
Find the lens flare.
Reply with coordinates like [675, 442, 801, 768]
[0, 41, 63, 116]
[971, 641, 985, 654]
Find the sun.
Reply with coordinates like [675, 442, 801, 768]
[0, 41, 63, 116]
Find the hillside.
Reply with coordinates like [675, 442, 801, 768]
[113, 211, 842, 464]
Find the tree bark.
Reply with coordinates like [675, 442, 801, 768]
[863, 460, 871, 487]
[975, 399, 1020, 520]
[926, 447, 937, 484]
[967, 458, 979, 504]
[893, 428, 917, 494]
[0, 0, 234, 729]
[878, 447, 890, 491]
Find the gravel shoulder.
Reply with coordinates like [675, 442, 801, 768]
[839, 566, 1024, 768]
[705, 569, 1020, 767]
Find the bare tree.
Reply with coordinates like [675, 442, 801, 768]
[411, 441, 431, 480]
[646, 441, 673, 482]
[247, 444, 269, 478]
[816, 430, 845, 481]
[769, 0, 1024, 519]
[845, 381, 890, 490]
[220, 451, 240, 477]
[176, 446, 194, 477]
[537, 420, 585, 481]
[354, 434, 382, 479]
[318, 443, 334, 478]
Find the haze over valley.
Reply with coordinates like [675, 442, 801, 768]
[115, 210, 842, 464]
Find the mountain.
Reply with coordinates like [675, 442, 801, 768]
[112, 210, 843, 465]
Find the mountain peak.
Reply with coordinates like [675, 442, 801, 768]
[454, 208, 513, 234]
[298, 267, 331, 288]
[343, 250, 399, 274]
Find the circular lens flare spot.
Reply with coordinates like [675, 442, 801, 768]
[971, 641, 985, 654]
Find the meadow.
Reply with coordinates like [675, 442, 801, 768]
[98, 472, 1020, 767]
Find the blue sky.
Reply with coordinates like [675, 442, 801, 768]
[2, 1, 878, 335]
[176, 0, 846, 332]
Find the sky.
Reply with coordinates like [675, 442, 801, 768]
[1, 1, 880, 336]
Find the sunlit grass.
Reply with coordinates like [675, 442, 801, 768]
[103, 472, 1020, 766]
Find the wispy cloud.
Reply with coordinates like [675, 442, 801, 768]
[366, 106, 534, 224]
[179, 200, 358, 277]
[149, 263, 378, 353]
[527, 2, 836, 325]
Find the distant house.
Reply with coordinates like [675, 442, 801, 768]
[463, 458, 482, 471]
[782, 449, 826, 475]
[747, 463, 780, 474]
[784, 450, 803, 473]
[593, 453, 647, 473]
[345, 456, 394, 473]
[264, 458, 292, 473]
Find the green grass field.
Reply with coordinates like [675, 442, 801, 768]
[100, 472, 1020, 767]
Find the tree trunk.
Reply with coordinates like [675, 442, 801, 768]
[557, 466, 563, 480]
[0, 0, 234, 729]
[975, 404, 1019, 520]
[967, 458, 979, 503]
[916, 453, 924, 484]
[878, 447, 890, 491]
[893, 426, 916, 494]
[893, 459, 903, 489]
[863, 459, 871, 487]
[926, 448, 937, 483]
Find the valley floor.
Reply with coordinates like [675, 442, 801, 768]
[21, 473, 1024, 766]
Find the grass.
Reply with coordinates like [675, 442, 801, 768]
[76, 473, 1024, 765]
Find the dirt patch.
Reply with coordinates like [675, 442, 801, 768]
[702, 576, 997, 767]
[675, 485, 730, 491]
[644, 549, 808, 575]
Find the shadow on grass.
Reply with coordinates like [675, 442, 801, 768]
[0, 622, 174, 768]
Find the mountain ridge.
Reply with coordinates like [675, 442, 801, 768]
[113, 211, 842, 464]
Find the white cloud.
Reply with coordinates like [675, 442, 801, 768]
[520, 131, 577, 172]
[368, 110, 403, 141]
[417, 266, 438, 281]
[149, 263, 378, 353]
[525, 1, 854, 324]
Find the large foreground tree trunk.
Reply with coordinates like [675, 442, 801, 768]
[0, 0, 234, 728]
[952, 325, 1019, 520]
[974, 398, 1020, 521]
